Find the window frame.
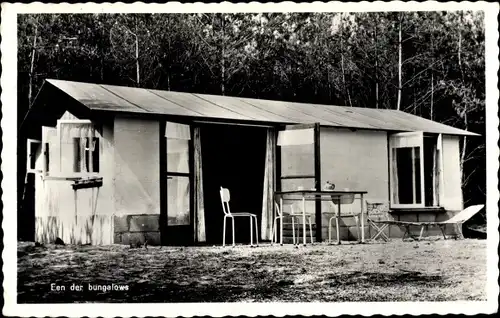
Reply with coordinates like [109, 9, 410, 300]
[436, 134, 444, 206]
[73, 136, 100, 173]
[164, 121, 193, 227]
[389, 132, 445, 209]
[56, 119, 101, 178]
[389, 131, 425, 209]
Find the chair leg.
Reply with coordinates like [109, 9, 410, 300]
[380, 225, 389, 241]
[328, 217, 333, 243]
[223, 215, 227, 247]
[280, 216, 283, 246]
[439, 224, 447, 240]
[354, 216, 361, 243]
[456, 223, 464, 240]
[371, 222, 389, 241]
[270, 217, 275, 244]
[232, 217, 235, 247]
[250, 216, 254, 246]
[254, 216, 259, 246]
[402, 225, 411, 241]
[418, 225, 426, 241]
[271, 217, 277, 245]
[308, 216, 313, 244]
[335, 216, 341, 245]
[371, 222, 382, 240]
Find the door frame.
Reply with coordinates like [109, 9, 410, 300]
[159, 121, 195, 246]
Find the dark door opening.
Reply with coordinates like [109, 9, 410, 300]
[201, 124, 267, 244]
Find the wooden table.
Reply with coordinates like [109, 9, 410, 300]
[274, 190, 368, 245]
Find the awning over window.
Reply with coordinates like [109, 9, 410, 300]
[277, 128, 314, 146]
[165, 122, 191, 140]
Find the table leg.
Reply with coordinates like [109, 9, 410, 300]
[280, 197, 283, 245]
[302, 195, 306, 246]
[360, 194, 365, 243]
[336, 201, 341, 245]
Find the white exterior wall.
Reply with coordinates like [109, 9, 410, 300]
[320, 127, 389, 202]
[35, 112, 115, 245]
[113, 116, 160, 216]
[441, 135, 464, 211]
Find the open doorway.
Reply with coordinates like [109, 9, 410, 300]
[201, 124, 267, 244]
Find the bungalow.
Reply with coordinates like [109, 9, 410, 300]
[21, 79, 477, 245]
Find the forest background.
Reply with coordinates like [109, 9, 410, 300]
[17, 12, 486, 234]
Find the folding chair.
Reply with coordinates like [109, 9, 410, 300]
[366, 201, 390, 241]
[220, 187, 259, 247]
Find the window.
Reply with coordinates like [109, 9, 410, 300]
[278, 126, 316, 191]
[73, 137, 100, 173]
[27, 139, 42, 174]
[57, 120, 100, 176]
[389, 132, 443, 208]
[44, 142, 50, 173]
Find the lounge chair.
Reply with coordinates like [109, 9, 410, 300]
[368, 204, 485, 241]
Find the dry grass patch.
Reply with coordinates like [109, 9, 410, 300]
[17, 239, 487, 302]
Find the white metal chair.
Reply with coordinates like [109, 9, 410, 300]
[220, 187, 259, 247]
[272, 200, 314, 245]
[271, 201, 298, 245]
[290, 202, 314, 245]
[326, 194, 361, 243]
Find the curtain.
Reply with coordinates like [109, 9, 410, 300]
[193, 127, 206, 242]
[261, 128, 276, 240]
[58, 123, 93, 174]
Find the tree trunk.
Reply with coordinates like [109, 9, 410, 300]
[135, 19, 140, 86]
[28, 23, 38, 107]
[460, 114, 468, 189]
[340, 13, 352, 107]
[166, 16, 171, 91]
[396, 13, 403, 110]
[167, 71, 171, 91]
[457, 14, 467, 186]
[374, 13, 379, 109]
[221, 14, 226, 96]
[458, 13, 465, 82]
[430, 20, 434, 120]
[430, 71, 434, 120]
[100, 56, 104, 81]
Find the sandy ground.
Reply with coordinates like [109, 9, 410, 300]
[17, 239, 487, 303]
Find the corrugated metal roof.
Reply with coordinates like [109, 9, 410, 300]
[44, 79, 476, 136]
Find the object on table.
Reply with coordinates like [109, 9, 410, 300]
[324, 181, 335, 190]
